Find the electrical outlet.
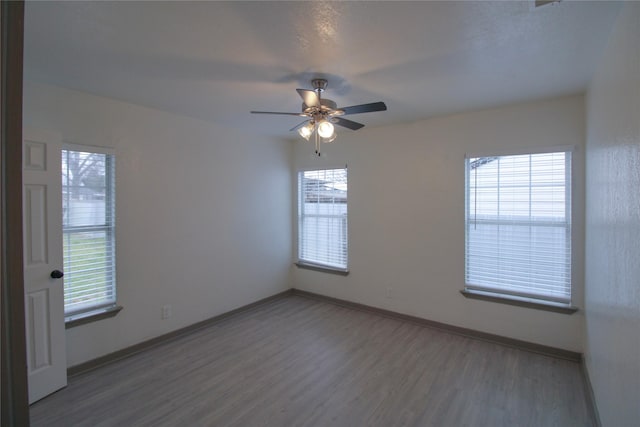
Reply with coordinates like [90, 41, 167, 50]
[161, 304, 172, 320]
[385, 287, 393, 299]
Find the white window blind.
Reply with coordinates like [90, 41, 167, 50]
[465, 151, 571, 304]
[62, 148, 116, 316]
[298, 168, 348, 270]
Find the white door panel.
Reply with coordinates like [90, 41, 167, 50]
[23, 128, 67, 404]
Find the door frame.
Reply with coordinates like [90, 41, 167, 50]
[0, 1, 29, 426]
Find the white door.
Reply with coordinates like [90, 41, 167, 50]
[23, 128, 67, 403]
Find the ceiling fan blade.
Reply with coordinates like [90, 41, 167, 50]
[250, 111, 306, 116]
[290, 120, 311, 132]
[332, 117, 365, 130]
[296, 89, 320, 108]
[339, 102, 387, 115]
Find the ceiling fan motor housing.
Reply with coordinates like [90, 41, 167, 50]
[302, 98, 337, 111]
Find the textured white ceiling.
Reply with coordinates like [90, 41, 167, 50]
[24, 1, 621, 137]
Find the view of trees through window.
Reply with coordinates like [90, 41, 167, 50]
[62, 149, 116, 315]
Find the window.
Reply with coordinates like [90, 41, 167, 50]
[298, 168, 348, 272]
[465, 150, 572, 305]
[62, 146, 116, 317]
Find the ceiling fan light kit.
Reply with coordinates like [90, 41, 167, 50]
[317, 121, 335, 138]
[251, 78, 387, 156]
[298, 122, 314, 140]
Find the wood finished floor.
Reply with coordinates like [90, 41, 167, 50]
[30, 295, 594, 427]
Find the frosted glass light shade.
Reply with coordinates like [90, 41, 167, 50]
[321, 133, 337, 143]
[298, 122, 314, 140]
[317, 121, 335, 138]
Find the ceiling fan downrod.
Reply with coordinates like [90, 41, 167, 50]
[311, 79, 327, 155]
[311, 78, 328, 93]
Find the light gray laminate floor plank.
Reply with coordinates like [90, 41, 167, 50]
[30, 295, 594, 427]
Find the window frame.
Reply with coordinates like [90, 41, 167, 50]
[462, 146, 577, 313]
[296, 167, 349, 274]
[62, 143, 120, 326]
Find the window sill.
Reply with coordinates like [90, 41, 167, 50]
[65, 305, 123, 329]
[460, 290, 578, 314]
[295, 262, 349, 276]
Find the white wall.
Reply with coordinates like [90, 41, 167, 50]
[23, 82, 292, 366]
[585, 3, 640, 426]
[293, 95, 586, 352]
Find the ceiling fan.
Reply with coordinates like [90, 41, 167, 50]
[251, 79, 387, 155]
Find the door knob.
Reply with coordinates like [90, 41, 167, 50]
[50, 270, 64, 279]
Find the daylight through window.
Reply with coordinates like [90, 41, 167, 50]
[465, 151, 572, 304]
[298, 168, 348, 271]
[62, 147, 116, 316]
